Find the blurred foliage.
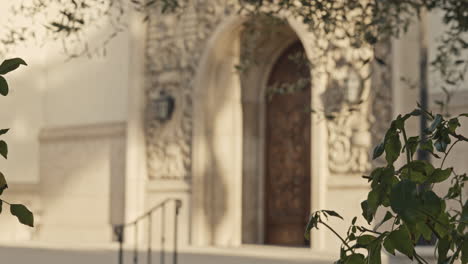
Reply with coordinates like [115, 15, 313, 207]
[1, 0, 466, 91]
[0, 58, 34, 228]
[306, 107, 468, 264]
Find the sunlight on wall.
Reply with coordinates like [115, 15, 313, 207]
[0, 0, 131, 183]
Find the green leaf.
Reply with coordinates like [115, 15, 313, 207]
[361, 200, 373, 224]
[448, 118, 461, 133]
[10, 204, 34, 227]
[367, 188, 380, 212]
[0, 172, 7, 195]
[0, 129, 9, 136]
[434, 139, 448, 152]
[384, 130, 401, 165]
[422, 191, 443, 216]
[405, 136, 419, 158]
[462, 239, 468, 264]
[386, 225, 414, 258]
[373, 142, 385, 160]
[370, 167, 384, 185]
[416, 222, 433, 241]
[0, 58, 27, 75]
[427, 114, 443, 133]
[394, 115, 409, 130]
[0, 76, 8, 96]
[305, 215, 314, 241]
[420, 139, 441, 158]
[323, 210, 343, 220]
[304, 213, 319, 241]
[434, 213, 450, 238]
[400, 160, 434, 183]
[438, 238, 451, 264]
[409, 109, 423, 116]
[383, 236, 396, 255]
[367, 240, 382, 264]
[357, 235, 377, 247]
[430, 168, 452, 183]
[0, 140, 7, 159]
[390, 180, 423, 223]
[400, 168, 424, 183]
[420, 140, 433, 153]
[345, 254, 365, 264]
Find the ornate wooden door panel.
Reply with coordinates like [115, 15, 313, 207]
[265, 41, 311, 246]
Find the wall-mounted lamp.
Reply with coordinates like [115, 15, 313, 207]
[152, 90, 175, 122]
[344, 68, 363, 104]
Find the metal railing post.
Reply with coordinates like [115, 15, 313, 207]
[114, 225, 124, 264]
[147, 213, 152, 264]
[161, 205, 166, 264]
[173, 200, 181, 264]
[134, 223, 139, 264]
[115, 199, 182, 264]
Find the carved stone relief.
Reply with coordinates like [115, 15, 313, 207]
[144, 0, 393, 179]
[321, 48, 374, 175]
[145, 0, 236, 179]
[324, 41, 393, 174]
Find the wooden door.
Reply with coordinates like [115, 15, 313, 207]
[265, 41, 311, 246]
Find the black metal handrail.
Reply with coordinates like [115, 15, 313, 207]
[114, 198, 182, 264]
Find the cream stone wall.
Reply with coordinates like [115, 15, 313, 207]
[37, 123, 126, 243]
[0, 0, 136, 245]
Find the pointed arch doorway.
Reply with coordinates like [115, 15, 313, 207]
[264, 41, 311, 246]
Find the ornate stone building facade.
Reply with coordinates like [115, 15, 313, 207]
[142, 0, 393, 249]
[3, 1, 466, 263]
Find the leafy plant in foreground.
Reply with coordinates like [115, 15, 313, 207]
[306, 107, 468, 264]
[0, 58, 34, 228]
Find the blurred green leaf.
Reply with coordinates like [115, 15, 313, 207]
[386, 225, 414, 258]
[384, 129, 401, 165]
[345, 254, 365, 264]
[357, 235, 377, 247]
[373, 142, 385, 160]
[0, 76, 8, 96]
[0, 140, 7, 159]
[0, 172, 7, 195]
[0, 129, 9, 136]
[0, 58, 27, 75]
[323, 210, 343, 220]
[427, 114, 443, 134]
[10, 204, 34, 227]
[430, 168, 452, 183]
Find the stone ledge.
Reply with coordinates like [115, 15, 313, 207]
[147, 179, 191, 192]
[39, 122, 126, 142]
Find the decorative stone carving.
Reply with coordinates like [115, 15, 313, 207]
[327, 108, 372, 174]
[144, 0, 392, 179]
[322, 51, 373, 175]
[325, 41, 393, 174]
[146, 71, 192, 179]
[145, 0, 235, 179]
